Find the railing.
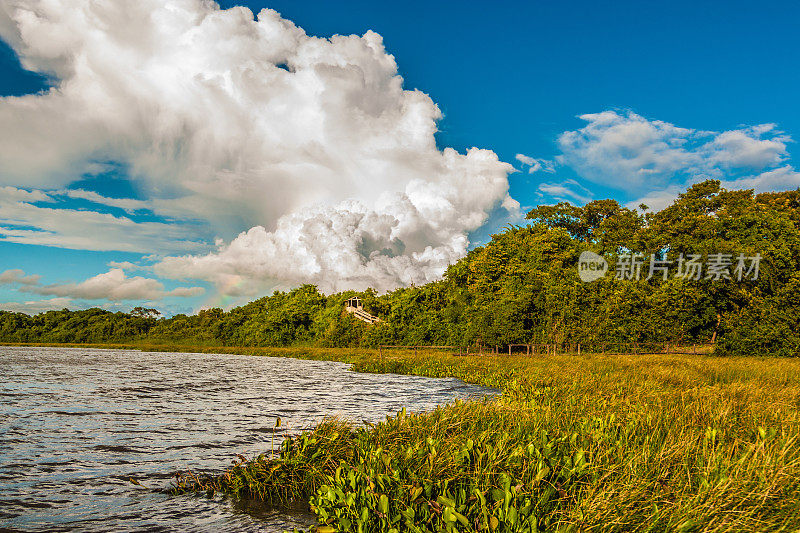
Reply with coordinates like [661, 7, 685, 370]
[378, 342, 711, 357]
[378, 345, 461, 357]
[349, 308, 380, 324]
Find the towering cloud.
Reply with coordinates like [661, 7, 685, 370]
[0, 0, 515, 294]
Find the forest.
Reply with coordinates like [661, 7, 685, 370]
[1, 180, 798, 356]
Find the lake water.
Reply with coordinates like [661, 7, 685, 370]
[0, 346, 496, 532]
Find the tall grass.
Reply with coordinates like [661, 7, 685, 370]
[169, 350, 800, 531]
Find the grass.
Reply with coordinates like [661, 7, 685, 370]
[158, 348, 800, 532]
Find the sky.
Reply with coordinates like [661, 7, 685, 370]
[0, 0, 799, 316]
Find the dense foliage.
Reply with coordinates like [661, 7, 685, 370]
[2, 180, 798, 355]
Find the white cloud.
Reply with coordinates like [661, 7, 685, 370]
[107, 260, 148, 271]
[60, 189, 151, 214]
[705, 125, 789, 170]
[556, 110, 791, 192]
[558, 111, 698, 190]
[519, 111, 798, 213]
[28, 268, 204, 301]
[501, 195, 523, 220]
[0, 191, 208, 252]
[155, 199, 476, 294]
[516, 154, 537, 167]
[721, 165, 800, 193]
[0, 185, 52, 202]
[537, 179, 593, 204]
[0, 0, 514, 293]
[0, 297, 73, 314]
[168, 286, 205, 298]
[0, 268, 40, 285]
[628, 166, 800, 212]
[625, 186, 683, 212]
[515, 154, 555, 173]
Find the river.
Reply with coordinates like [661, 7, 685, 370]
[0, 346, 496, 532]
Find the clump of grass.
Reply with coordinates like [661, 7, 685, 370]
[174, 351, 800, 532]
[172, 418, 356, 505]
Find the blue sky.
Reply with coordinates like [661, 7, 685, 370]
[1, 0, 799, 315]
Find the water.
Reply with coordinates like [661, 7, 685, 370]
[0, 346, 496, 532]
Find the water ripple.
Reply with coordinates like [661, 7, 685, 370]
[0, 346, 496, 532]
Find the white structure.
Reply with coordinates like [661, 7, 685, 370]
[344, 297, 380, 324]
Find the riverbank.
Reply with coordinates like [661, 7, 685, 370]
[147, 347, 798, 532]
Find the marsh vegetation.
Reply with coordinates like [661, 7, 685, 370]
[174, 349, 800, 532]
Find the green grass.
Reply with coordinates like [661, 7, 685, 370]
[164, 349, 800, 532]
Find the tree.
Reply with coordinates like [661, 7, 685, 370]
[130, 307, 161, 319]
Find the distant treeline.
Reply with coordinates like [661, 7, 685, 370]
[1, 180, 799, 356]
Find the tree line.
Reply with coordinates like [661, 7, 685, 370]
[1, 180, 798, 356]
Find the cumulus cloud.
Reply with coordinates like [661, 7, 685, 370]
[0, 268, 40, 285]
[0, 297, 73, 314]
[556, 111, 697, 190]
[625, 165, 800, 212]
[557, 111, 790, 192]
[107, 260, 148, 271]
[705, 125, 790, 170]
[156, 198, 476, 294]
[721, 165, 800, 193]
[629, 166, 800, 211]
[0, 0, 514, 294]
[28, 268, 204, 301]
[517, 110, 797, 210]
